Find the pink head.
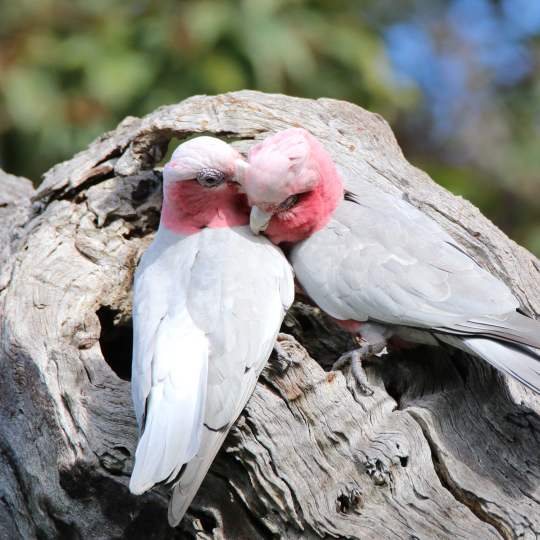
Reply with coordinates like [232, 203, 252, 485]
[161, 136, 250, 234]
[242, 128, 344, 244]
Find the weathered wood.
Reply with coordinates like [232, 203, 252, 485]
[0, 171, 34, 289]
[1, 91, 539, 539]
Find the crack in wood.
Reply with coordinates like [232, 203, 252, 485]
[409, 410, 509, 540]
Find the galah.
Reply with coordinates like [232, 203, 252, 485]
[242, 128, 540, 395]
[129, 136, 294, 526]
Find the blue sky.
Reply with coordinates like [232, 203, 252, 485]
[385, 0, 540, 137]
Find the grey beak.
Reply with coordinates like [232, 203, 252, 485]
[233, 159, 249, 184]
[250, 206, 272, 235]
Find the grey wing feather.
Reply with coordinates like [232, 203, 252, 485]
[438, 334, 540, 394]
[439, 311, 540, 349]
[291, 187, 519, 330]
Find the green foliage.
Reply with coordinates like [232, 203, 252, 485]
[0, 0, 538, 254]
[0, 1, 415, 181]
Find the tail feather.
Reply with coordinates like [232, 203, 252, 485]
[167, 426, 231, 526]
[445, 312, 540, 349]
[438, 333, 540, 394]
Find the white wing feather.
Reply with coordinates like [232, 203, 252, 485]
[129, 312, 208, 495]
[129, 225, 294, 523]
[130, 229, 209, 494]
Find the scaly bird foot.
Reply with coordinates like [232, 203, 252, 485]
[333, 341, 387, 395]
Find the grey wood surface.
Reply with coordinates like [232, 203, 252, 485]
[1, 91, 539, 539]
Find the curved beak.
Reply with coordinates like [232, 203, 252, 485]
[233, 158, 249, 185]
[250, 206, 272, 235]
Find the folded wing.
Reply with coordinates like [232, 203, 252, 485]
[292, 187, 520, 330]
[168, 227, 294, 525]
[129, 227, 294, 524]
[291, 185, 540, 392]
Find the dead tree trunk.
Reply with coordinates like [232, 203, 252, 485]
[1, 91, 539, 540]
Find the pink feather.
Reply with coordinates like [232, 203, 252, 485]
[161, 180, 250, 234]
[246, 128, 344, 244]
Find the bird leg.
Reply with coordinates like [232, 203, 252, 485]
[333, 340, 387, 396]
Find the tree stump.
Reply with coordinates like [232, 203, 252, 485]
[1, 91, 539, 540]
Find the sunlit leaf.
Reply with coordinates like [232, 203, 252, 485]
[85, 52, 156, 107]
[3, 68, 62, 130]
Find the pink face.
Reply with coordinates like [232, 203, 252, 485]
[242, 128, 344, 244]
[160, 136, 250, 234]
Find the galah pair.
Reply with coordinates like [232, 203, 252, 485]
[129, 137, 294, 525]
[244, 128, 540, 395]
[130, 129, 540, 527]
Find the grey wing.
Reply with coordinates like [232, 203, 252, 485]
[293, 185, 540, 393]
[168, 226, 294, 525]
[291, 187, 521, 331]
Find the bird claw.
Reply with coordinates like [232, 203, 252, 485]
[333, 341, 387, 396]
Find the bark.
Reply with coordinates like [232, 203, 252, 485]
[1, 91, 539, 540]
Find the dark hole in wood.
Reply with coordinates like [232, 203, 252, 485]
[383, 376, 403, 409]
[451, 351, 469, 384]
[336, 489, 361, 514]
[336, 493, 351, 513]
[294, 310, 315, 331]
[97, 306, 133, 381]
[399, 456, 409, 467]
[191, 509, 218, 534]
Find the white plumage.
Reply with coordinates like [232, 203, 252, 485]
[130, 225, 293, 525]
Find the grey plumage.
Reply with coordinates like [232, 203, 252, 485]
[291, 184, 540, 393]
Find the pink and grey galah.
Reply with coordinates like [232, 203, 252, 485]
[242, 127, 540, 395]
[129, 136, 294, 525]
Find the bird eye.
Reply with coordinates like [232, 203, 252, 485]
[196, 168, 226, 188]
[278, 195, 299, 211]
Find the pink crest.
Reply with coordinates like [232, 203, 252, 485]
[245, 128, 344, 244]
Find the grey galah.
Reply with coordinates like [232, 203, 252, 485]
[129, 136, 294, 525]
[242, 128, 540, 395]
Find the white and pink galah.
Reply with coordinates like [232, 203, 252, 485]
[242, 128, 540, 395]
[129, 136, 294, 525]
